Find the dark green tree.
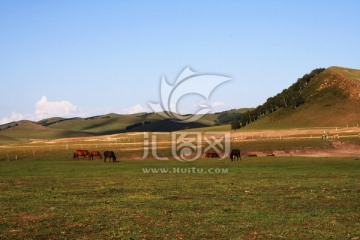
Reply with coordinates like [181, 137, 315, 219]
[231, 119, 241, 130]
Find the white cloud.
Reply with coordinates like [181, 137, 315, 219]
[211, 101, 225, 107]
[197, 101, 225, 109]
[35, 96, 77, 119]
[197, 101, 210, 108]
[123, 104, 147, 114]
[0, 112, 24, 125]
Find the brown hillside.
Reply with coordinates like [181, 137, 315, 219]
[319, 67, 360, 100]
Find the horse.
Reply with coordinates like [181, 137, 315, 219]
[205, 151, 220, 158]
[90, 151, 102, 160]
[230, 149, 241, 161]
[73, 150, 90, 160]
[104, 151, 116, 162]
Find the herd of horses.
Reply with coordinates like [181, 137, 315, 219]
[73, 148, 242, 162]
[73, 150, 117, 162]
[205, 148, 241, 161]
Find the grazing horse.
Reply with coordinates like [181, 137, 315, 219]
[230, 149, 241, 161]
[73, 150, 90, 160]
[205, 151, 220, 158]
[104, 151, 116, 162]
[90, 151, 102, 160]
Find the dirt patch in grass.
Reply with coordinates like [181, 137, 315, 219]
[243, 140, 360, 158]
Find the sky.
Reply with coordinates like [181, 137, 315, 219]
[0, 0, 359, 124]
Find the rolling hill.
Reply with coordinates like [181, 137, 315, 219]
[0, 120, 94, 141]
[0, 66, 359, 141]
[243, 66, 360, 129]
[0, 110, 244, 141]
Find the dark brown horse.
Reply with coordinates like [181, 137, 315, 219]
[205, 151, 220, 158]
[90, 151, 102, 160]
[73, 150, 90, 160]
[104, 151, 116, 162]
[230, 149, 241, 161]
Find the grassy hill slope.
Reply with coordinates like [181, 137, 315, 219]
[246, 66, 360, 129]
[0, 111, 224, 140]
[0, 120, 95, 140]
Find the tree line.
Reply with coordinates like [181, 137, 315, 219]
[230, 68, 326, 129]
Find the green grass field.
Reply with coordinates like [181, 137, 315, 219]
[0, 149, 359, 239]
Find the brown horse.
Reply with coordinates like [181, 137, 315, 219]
[104, 151, 116, 162]
[90, 151, 102, 160]
[73, 150, 90, 160]
[230, 149, 241, 161]
[205, 151, 220, 158]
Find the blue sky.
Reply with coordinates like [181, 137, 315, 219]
[1, 1, 359, 124]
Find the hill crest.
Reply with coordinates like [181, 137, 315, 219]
[319, 67, 360, 100]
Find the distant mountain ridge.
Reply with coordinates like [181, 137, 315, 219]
[1, 66, 359, 142]
[0, 110, 248, 141]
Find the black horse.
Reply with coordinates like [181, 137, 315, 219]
[104, 151, 117, 162]
[230, 149, 241, 161]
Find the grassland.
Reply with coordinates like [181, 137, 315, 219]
[0, 140, 359, 239]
